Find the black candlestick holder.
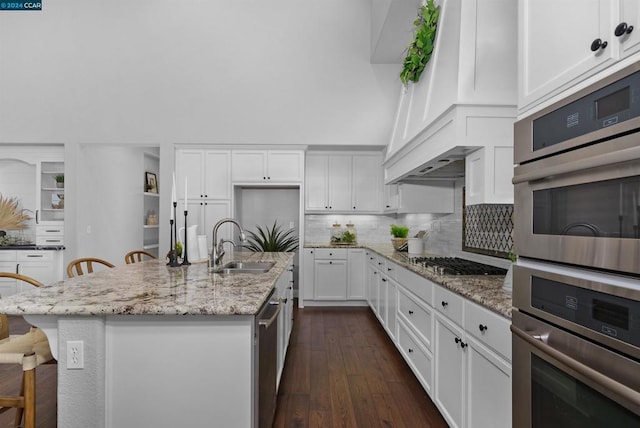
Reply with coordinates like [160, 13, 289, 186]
[167, 218, 180, 267]
[181, 210, 191, 265]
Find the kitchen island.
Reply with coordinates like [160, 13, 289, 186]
[0, 251, 294, 428]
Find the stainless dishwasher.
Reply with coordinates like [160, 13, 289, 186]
[256, 289, 281, 428]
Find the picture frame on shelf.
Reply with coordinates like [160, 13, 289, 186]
[145, 172, 158, 193]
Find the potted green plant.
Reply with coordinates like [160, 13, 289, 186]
[55, 174, 64, 188]
[244, 221, 299, 252]
[390, 224, 409, 251]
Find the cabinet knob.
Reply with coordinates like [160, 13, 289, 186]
[455, 337, 467, 348]
[615, 22, 634, 37]
[373, 271, 377, 275]
[408, 348, 414, 353]
[386, 205, 390, 208]
[204, 194, 207, 198]
[387, 267, 392, 271]
[283, 298, 288, 304]
[590, 38, 608, 52]
[479, 324, 488, 332]
[329, 252, 332, 256]
[353, 206, 356, 210]
[441, 301, 448, 307]
[267, 177, 271, 180]
[378, 262, 383, 266]
[263, 176, 266, 180]
[381, 278, 387, 282]
[329, 261, 333, 264]
[288, 286, 293, 290]
[408, 310, 414, 315]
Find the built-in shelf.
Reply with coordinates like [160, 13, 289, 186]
[143, 150, 160, 257]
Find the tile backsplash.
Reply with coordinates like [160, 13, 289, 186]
[304, 179, 513, 269]
[463, 204, 514, 258]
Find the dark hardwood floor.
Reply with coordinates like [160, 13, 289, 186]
[274, 306, 447, 428]
[0, 305, 447, 428]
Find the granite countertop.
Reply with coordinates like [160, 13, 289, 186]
[0, 252, 294, 317]
[305, 242, 513, 319]
[0, 245, 65, 250]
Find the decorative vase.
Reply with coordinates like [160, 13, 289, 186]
[56, 182, 64, 188]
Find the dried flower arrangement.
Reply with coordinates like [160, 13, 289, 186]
[0, 194, 30, 230]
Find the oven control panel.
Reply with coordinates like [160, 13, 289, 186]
[531, 276, 640, 349]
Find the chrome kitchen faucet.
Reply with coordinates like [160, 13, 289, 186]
[210, 218, 247, 269]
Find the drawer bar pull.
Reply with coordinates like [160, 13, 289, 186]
[479, 324, 488, 332]
[441, 301, 448, 307]
[408, 310, 414, 315]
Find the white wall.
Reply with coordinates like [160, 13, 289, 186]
[75, 145, 146, 265]
[0, 0, 398, 147]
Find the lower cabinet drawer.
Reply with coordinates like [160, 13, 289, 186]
[397, 286, 433, 349]
[397, 318, 433, 396]
[464, 300, 512, 361]
[17, 251, 54, 262]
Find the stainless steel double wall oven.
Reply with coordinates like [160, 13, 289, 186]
[512, 62, 640, 427]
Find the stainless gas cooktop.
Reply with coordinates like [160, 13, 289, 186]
[409, 257, 507, 276]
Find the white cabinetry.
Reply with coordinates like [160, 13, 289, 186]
[347, 248, 366, 299]
[364, 249, 511, 428]
[313, 249, 348, 300]
[176, 149, 232, 249]
[305, 153, 382, 213]
[398, 183, 455, 214]
[302, 247, 370, 305]
[519, 0, 640, 114]
[433, 286, 512, 428]
[276, 261, 295, 388]
[465, 146, 514, 205]
[231, 150, 303, 183]
[37, 160, 65, 226]
[0, 250, 63, 296]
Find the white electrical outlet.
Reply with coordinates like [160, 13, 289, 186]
[66, 340, 84, 369]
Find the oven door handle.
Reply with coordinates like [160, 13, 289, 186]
[511, 323, 640, 409]
[512, 144, 640, 184]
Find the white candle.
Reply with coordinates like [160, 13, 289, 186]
[184, 177, 188, 212]
[172, 172, 177, 203]
[170, 200, 174, 221]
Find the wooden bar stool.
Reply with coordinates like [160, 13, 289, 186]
[0, 272, 54, 428]
[66, 257, 115, 278]
[124, 250, 157, 264]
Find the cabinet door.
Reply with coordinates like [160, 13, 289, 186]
[379, 275, 389, 328]
[204, 201, 232, 245]
[466, 337, 512, 428]
[176, 150, 205, 199]
[434, 313, 465, 428]
[618, 0, 640, 60]
[352, 154, 381, 212]
[231, 151, 266, 182]
[384, 184, 399, 212]
[267, 151, 303, 182]
[301, 248, 315, 304]
[519, 0, 614, 112]
[18, 251, 58, 287]
[204, 151, 231, 199]
[327, 156, 352, 211]
[305, 155, 329, 211]
[314, 260, 347, 300]
[347, 248, 366, 300]
[386, 278, 398, 342]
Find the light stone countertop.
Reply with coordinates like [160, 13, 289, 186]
[305, 242, 513, 319]
[0, 252, 294, 316]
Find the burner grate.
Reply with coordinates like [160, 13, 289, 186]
[410, 257, 507, 276]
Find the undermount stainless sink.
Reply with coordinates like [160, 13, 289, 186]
[213, 261, 275, 274]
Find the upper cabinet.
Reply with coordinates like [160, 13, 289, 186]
[519, 0, 640, 115]
[305, 152, 382, 213]
[176, 149, 231, 200]
[231, 150, 303, 183]
[384, 0, 517, 205]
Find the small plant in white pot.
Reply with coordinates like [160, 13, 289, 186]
[55, 174, 64, 188]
